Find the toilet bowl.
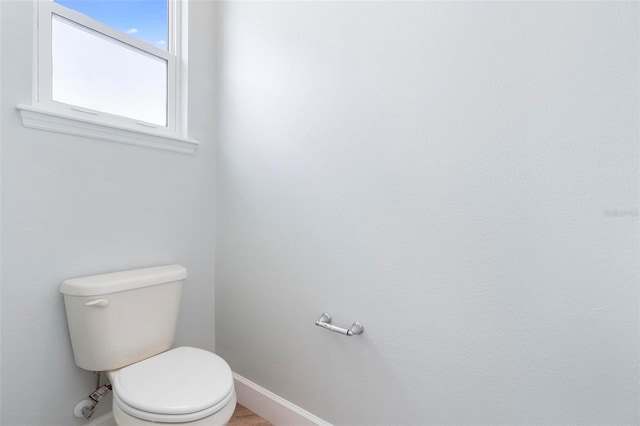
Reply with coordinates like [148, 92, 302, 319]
[60, 265, 236, 425]
[107, 347, 236, 425]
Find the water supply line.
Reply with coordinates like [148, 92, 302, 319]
[73, 372, 112, 419]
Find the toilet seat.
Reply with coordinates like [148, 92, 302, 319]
[113, 390, 234, 423]
[112, 347, 234, 423]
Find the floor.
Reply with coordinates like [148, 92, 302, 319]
[228, 404, 272, 426]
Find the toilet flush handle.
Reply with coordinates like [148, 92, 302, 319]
[85, 299, 109, 308]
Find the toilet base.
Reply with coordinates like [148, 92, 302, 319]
[112, 391, 237, 426]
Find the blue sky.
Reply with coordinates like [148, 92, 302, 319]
[55, 0, 168, 49]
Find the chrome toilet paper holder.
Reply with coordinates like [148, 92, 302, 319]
[315, 312, 364, 336]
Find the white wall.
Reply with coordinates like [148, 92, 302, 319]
[216, 2, 639, 425]
[0, 1, 217, 425]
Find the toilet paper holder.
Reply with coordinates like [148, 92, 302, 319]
[315, 312, 364, 336]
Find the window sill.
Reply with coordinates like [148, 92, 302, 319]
[16, 105, 199, 154]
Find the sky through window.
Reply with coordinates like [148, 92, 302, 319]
[54, 0, 168, 50]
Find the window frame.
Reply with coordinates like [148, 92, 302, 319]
[16, 0, 198, 154]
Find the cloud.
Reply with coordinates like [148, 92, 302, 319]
[156, 40, 167, 46]
[125, 28, 138, 34]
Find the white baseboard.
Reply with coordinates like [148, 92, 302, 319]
[233, 373, 332, 426]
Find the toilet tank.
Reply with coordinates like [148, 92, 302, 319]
[60, 265, 187, 372]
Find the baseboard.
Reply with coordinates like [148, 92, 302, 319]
[233, 373, 332, 426]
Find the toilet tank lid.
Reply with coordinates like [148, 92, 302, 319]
[60, 265, 188, 296]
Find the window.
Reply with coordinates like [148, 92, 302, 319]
[17, 0, 198, 154]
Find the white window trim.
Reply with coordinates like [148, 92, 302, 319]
[17, 0, 198, 154]
[16, 104, 198, 154]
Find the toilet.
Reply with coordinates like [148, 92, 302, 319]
[60, 265, 236, 425]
